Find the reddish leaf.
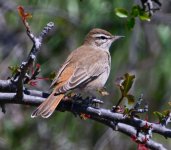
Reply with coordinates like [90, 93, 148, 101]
[138, 144, 148, 150]
[131, 135, 137, 142]
[17, 6, 32, 21]
[17, 6, 25, 18]
[28, 81, 37, 86]
[80, 113, 91, 120]
[36, 63, 41, 69]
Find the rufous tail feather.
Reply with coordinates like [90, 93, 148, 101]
[31, 91, 64, 118]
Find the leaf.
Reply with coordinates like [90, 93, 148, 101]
[115, 8, 128, 18]
[18, 6, 25, 18]
[131, 5, 141, 17]
[153, 111, 163, 122]
[8, 65, 20, 75]
[139, 12, 150, 21]
[121, 73, 135, 96]
[48, 71, 56, 81]
[138, 144, 149, 150]
[17, 6, 32, 21]
[126, 94, 135, 105]
[163, 110, 170, 117]
[80, 113, 91, 120]
[123, 107, 130, 115]
[127, 17, 135, 30]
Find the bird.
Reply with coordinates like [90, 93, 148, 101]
[31, 28, 124, 118]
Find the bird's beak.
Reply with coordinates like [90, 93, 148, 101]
[112, 35, 125, 41]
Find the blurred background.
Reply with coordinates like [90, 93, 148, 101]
[0, 0, 171, 149]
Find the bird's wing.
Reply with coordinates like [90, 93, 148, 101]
[50, 46, 110, 94]
[50, 55, 72, 88]
[56, 61, 107, 94]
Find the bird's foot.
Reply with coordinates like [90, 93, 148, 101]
[65, 91, 81, 99]
[85, 96, 104, 108]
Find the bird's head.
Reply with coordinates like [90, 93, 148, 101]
[84, 28, 124, 51]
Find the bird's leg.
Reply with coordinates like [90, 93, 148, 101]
[65, 91, 77, 99]
[69, 93, 83, 117]
[79, 96, 104, 120]
[85, 96, 104, 108]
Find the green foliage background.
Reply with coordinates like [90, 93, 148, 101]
[0, 0, 171, 149]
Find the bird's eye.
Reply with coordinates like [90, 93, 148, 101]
[96, 36, 107, 40]
[100, 36, 107, 39]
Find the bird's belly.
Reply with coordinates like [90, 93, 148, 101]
[81, 70, 110, 93]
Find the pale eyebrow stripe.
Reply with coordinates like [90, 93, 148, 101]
[92, 34, 110, 38]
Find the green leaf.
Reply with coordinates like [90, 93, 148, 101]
[48, 71, 56, 81]
[124, 107, 130, 115]
[122, 73, 135, 96]
[8, 65, 20, 75]
[131, 5, 141, 17]
[126, 94, 135, 105]
[139, 12, 151, 21]
[127, 17, 135, 30]
[153, 111, 164, 122]
[163, 110, 170, 117]
[115, 8, 128, 18]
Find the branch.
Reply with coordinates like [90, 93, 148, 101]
[0, 87, 170, 149]
[0, 11, 169, 149]
[140, 0, 161, 16]
[11, 22, 54, 100]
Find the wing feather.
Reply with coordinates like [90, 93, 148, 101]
[50, 46, 110, 94]
[56, 62, 106, 94]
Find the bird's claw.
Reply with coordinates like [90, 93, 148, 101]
[86, 96, 104, 108]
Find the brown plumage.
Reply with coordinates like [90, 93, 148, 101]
[31, 28, 123, 118]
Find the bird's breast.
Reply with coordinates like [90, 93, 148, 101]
[81, 66, 110, 93]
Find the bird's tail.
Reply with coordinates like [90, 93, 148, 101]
[31, 91, 64, 118]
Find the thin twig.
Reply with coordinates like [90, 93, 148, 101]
[11, 22, 54, 101]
